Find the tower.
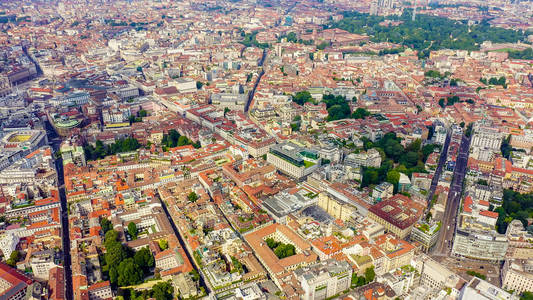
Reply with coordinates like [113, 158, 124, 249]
[412, 0, 417, 21]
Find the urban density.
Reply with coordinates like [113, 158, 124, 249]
[0, 0, 532, 299]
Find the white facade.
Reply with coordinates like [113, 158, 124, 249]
[502, 260, 533, 294]
[0, 233, 19, 258]
[297, 260, 352, 300]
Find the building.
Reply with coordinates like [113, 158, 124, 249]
[267, 142, 321, 180]
[0, 130, 48, 171]
[344, 148, 381, 168]
[452, 228, 508, 261]
[471, 125, 503, 152]
[0, 233, 19, 259]
[48, 267, 65, 300]
[30, 250, 59, 280]
[434, 125, 447, 145]
[211, 93, 248, 111]
[0, 262, 33, 300]
[367, 194, 424, 239]
[505, 220, 533, 260]
[172, 273, 198, 299]
[60, 142, 86, 167]
[87, 281, 113, 300]
[244, 223, 318, 288]
[413, 254, 462, 291]
[501, 259, 533, 294]
[410, 220, 441, 252]
[459, 278, 517, 300]
[372, 182, 393, 203]
[317, 192, 356, 222]
[295, 259, 352, 300]
[172, 78, 197, 93]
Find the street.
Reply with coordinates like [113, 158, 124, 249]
[158, 197, 210, 295]
[46, 121, 73, 300]
[432, 134, 471, 256]
[244, 48, 267, 113]
[426, 131, 451, 205]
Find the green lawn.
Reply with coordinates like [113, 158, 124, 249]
[303, 160, 316, 168]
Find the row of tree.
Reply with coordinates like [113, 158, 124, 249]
[84, 138, 142, 161]
[438, 96, 474, 108]
[480, 76, 507, 88]
[506, 48, 533, 60]
[117, 282, 174, 300]
[161, 129, 201, 150]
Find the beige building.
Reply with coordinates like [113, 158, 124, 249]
[317, 192, 356, 221]
[502, 259, 533, 294]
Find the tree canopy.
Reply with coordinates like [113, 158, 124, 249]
[361, 134, 439, 188]
[329, 11, 528, 58]
[292, 91, 314, 105]
[161, 129, 200, 150]
[128, 222, 138, 240]
[84, 138, 141, 161]
[103, 229, 154, 287]
[495, 190, 533, 234]
[265, 238, 296, 259]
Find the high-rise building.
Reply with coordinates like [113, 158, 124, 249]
[370, 0, 396, 15]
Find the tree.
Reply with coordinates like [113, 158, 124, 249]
[134, 247, 154, 274]
[364, 266, 376, 283]
[352, 108, 371, 119]
[117, 258, 143, 286]
[151, 281, 174, 300]
[105, 242, 128, 267]
[224, 107, 230, 117]
[128, 222, 138, 240]
[292, 91, 313, 105]
[196, 81, 204, 89]
[104, 229, 120, 249]
[158, 239, 168, 250]
[109, 267, 118, 285]
[521, 291, 533, 300]
[405, 151, 420, 168]
[100, 218, 113, 234]
[138, 109, 147, 118]
[438, 98, 445, 108]
[187, 191, 198, 202]
[386, 170, 400, 186]
[6, 250, 20, 267]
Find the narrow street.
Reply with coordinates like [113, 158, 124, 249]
[157, 196, 210, 295]
[46, 121, 73, 300]
[244, 49, 267, 113]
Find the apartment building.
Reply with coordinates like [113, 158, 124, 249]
[452, 228, 508, 261]
[267, 142, 321, 180]
[296, 260, 352, 300]
[502, 259, 533, 294]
